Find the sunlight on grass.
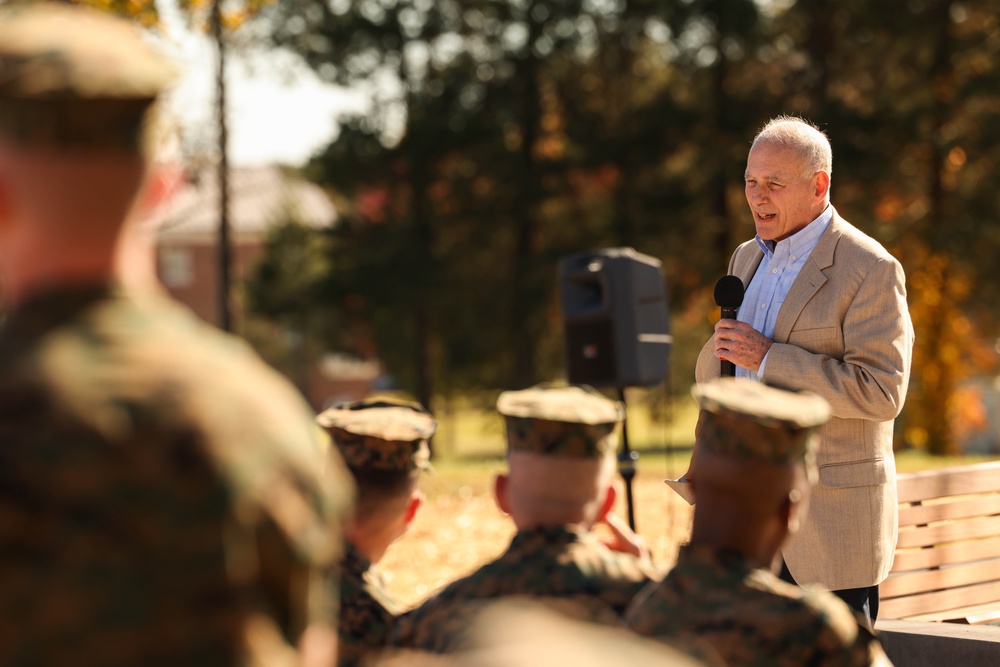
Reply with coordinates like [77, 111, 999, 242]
[430, 390, 701, 460]
[894, 449, 1000, 472]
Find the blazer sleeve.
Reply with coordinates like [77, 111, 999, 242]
[695, 336, 720, 383]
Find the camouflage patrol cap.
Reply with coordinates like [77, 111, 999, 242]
[497, 384, 625, 459]
[693, 378, 830, 466]
[316, 398, 437, 473]
[0, 2, 176, 148]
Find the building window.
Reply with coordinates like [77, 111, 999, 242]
[159, 247, 194, 288]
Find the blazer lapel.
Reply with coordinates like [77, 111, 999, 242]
[772, 211, 842, 342]
[733, 246, 764, 288]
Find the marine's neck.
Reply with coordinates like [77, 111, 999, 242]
[0, 220, 163, 310]
[690, 509, 786, 571]
[0, 234, 118, 310]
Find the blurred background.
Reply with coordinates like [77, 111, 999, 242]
[34, 0, 1000, 459]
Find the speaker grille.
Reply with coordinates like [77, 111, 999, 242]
[564, 318, 618, 386]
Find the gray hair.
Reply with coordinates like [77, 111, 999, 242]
[752, 116, 833, 180]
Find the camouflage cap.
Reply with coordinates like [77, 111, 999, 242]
[497, 384, 625, 459]
[693, 378, 830, 466]
[0, 2, 176, 148]
[316, 398, 437, 473]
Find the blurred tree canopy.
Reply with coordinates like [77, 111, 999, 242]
[246, 0, 1000, 454]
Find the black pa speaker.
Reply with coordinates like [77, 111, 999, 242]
[559, 248, 671, 388]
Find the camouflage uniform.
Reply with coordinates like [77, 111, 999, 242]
[0, 6, 350, 665]
[625, 379, 892, 667]
[393, 523, 660, 653]
[626, 544, 890, 666]
[318, 398, 437, 667]
[392, 384, 660, 653]
[339, 542, 404, 667]
[0, 287, 350, 665]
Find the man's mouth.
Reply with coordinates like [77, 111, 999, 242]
[756, 212, 776, 221]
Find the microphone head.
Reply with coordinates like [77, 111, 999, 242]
[714, 275, 745, 308]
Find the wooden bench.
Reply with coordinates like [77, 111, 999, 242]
[880, 460, 1000, 624]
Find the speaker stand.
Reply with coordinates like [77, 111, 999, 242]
[617, 387, 639, 531]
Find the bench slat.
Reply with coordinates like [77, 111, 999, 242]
[966, 608, 1000, 624]
[895, 462, 1000, 503]
[905, 601, 1000, 624]
[898, 494, 1000, 526]
[894, 515, 1000, 549]
[881, 560, 1000, 598]
[891, 537, 1000, 572]
[879, 580, 1000, 620]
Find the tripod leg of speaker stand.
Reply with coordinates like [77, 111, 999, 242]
[617, 387, 638, 531]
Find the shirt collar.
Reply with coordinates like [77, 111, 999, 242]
[755, 205, 833, 256]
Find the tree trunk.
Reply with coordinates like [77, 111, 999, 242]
[923, 0, 957, 455]
[509, 17, 544, 390]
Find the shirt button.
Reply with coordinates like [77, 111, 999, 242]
[791, 255, 797, 260]
[772, 268, 778, 273]
[761, 303, 766, 309]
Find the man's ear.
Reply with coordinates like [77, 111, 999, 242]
[685, 442, 700, 482]
[403, 490, 423, 526]
[595, 483, 618, 523]
[814, 170, 831, 200]
[782, 491, 799, 534]
[493, 474, 511, 515]
[138, 162, 182, 214]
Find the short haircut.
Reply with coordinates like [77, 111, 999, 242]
[349, 466, 421, 521]
[752, 116, 833, 179]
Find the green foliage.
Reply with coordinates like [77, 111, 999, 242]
[244, 219, 338, 391]
[248, 0, 1000, 454]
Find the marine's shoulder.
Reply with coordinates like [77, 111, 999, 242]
[647, 561, 852, 632]
[629, 561, 882, 665]
[747, 571, 867, 640]
[125, 293, 286, 383]
[0, 288, 261, 383]
[566, 531, 662, 581]
[407, 563, 494, 617]
[767, 579, 889, 664]
[341, 578, 397, 630]
[338, 579, 398, 667]
[112, 293, 316, 430]
[393, 548, 514, 644]
[797, 584, 870, 635]
[4, 288, 349, 558]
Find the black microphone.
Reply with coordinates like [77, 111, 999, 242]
[714, 275, 745, 377]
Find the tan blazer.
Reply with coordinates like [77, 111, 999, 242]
[696, 209, 914, 590]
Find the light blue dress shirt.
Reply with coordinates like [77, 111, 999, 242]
[736, 206, 833, 380]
